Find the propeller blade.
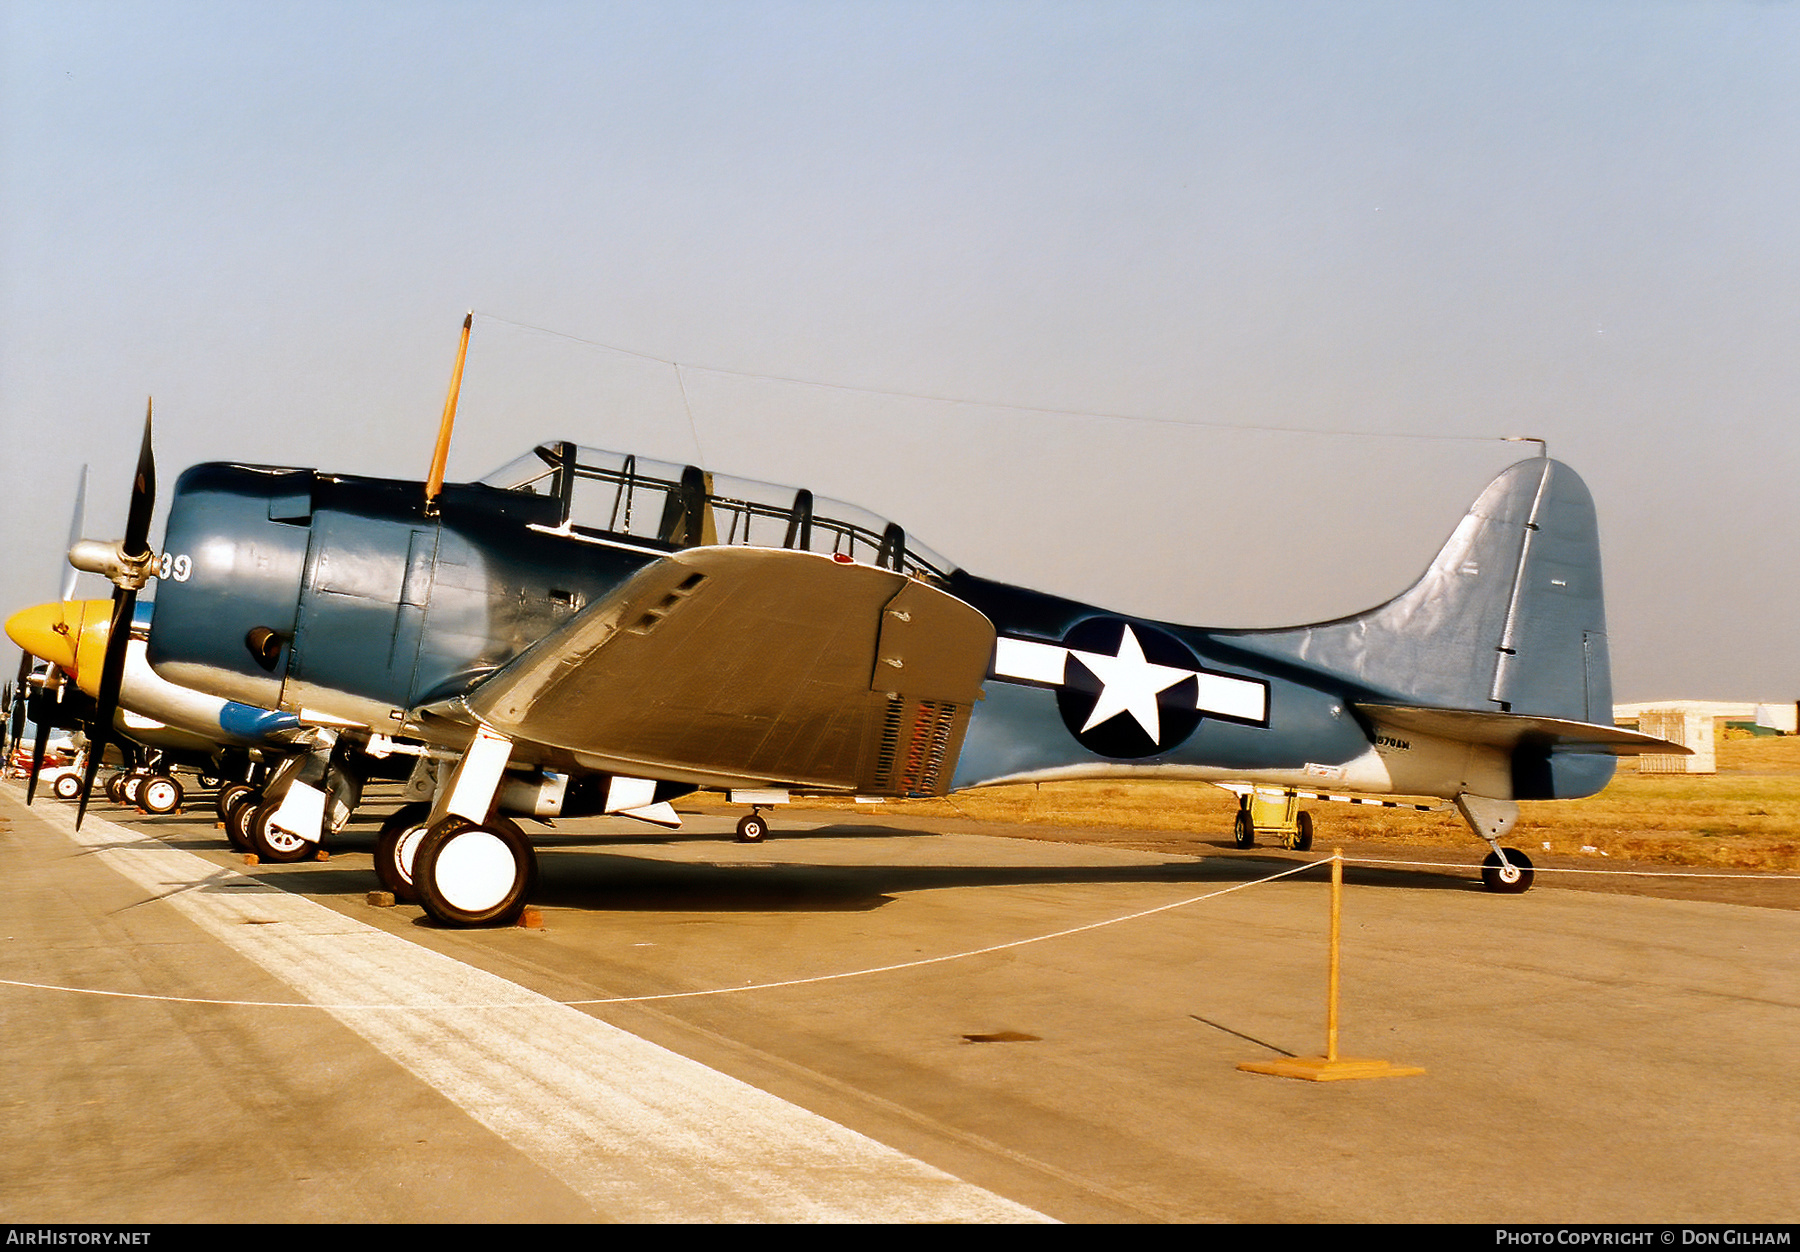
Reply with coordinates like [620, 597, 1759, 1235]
[26, 682, 54, 806]
[62, 465, 90, 604]
[75, 588, 136, 829]
[72, 406, 156, 827]
[122, 402, 156, 561]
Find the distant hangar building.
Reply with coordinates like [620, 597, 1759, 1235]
[1612, 700, 1797, 775]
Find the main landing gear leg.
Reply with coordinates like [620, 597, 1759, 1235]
[412, 728, 537, 927]
[1456, 793, 1535, 894]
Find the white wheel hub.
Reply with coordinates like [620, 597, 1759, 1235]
[433, 829, 518, 912]
[394, 827, 427, 885]
[264, 823, 307, 854]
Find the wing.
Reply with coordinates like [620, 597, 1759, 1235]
[440, 547, 996, 795]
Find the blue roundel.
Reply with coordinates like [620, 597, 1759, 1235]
[1055, 619, 1203, 759]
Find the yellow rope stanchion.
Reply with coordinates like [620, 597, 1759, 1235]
[1237, 848, 1426, 1082]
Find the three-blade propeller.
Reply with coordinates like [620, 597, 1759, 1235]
[67, 403, 157, 827]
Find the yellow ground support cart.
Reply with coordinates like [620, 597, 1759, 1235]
[1229, 786, 1314, 851]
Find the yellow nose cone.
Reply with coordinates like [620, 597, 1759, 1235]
[4, 600, 115, 693]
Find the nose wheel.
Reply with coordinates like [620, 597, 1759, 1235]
[735, 811, 769, 843]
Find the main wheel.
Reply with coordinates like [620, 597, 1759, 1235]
[53, 772, 82, 801]
[121, 774, 146, 806]
[374, 802, 433, 902]
[1233, 809, 1255, 849]
[217, 782, 254, 822]
[1481, 847, 1535, 894]
[735, 813, 768, 843]
[413, 816, 536, 927]
[249, 799, 314, 864]
[105, 773, 128, 805]
[1289, 810, 1314, 852]
[139, 776, 184, 815]
[225, 791, 262, 851]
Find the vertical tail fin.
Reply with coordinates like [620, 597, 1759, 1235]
[1237, 458, 1612, 723]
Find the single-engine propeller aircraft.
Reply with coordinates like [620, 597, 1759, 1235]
[55, 328, 1684, 927]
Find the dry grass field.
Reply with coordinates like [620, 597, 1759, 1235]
[770, 735, 1800, 876]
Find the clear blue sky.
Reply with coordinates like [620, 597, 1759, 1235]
[3, 1, 1796, 702]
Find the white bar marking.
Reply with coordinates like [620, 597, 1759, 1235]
[993, 638, 1068, 685]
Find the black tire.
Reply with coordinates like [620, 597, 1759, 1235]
[413, 816, 537, 927]
[735, 813, 768, 843]
[53, 772, 82, 801]
[374, 802, 433, 902]
[197, 770, 222, 790]
[1291, 810, 1314, 852]
[249, 799, 313, 864]
[1233, 809, 1255, 849]
[225, 791, 261, 851]
[1481, 847, 1535, 894]
[217, 782, 253, 822]
[139, 776, 183, 815]
[105, 773, 128, 805]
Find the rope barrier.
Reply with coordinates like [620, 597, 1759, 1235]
[3, 776, 1792, 1015]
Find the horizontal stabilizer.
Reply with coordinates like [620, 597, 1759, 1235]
[1357, 703, 1692, 756]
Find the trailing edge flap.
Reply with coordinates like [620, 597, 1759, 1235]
[460, 546, 995, 793]
[1357, 703, 1692, 755]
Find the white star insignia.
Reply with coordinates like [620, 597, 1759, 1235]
[991, 631, 1270, 728]
[1068, 625, 1193, 742]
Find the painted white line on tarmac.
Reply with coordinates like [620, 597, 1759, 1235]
[14, 791, 1050, 1223]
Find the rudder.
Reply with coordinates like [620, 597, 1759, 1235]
[1237, 458, 1612, 724]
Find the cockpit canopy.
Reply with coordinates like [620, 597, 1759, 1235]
[482, 442, 954, 583]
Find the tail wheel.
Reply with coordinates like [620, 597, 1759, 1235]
[139, 776, 184, 815]
[1481, 847, 1535, 894]
[249, 799, 313, 863]
[735, 813, 768, 843]
[1233, 809, 1255, 849]
[374, 802, 433, 902]
[413, 816, 536, 927]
